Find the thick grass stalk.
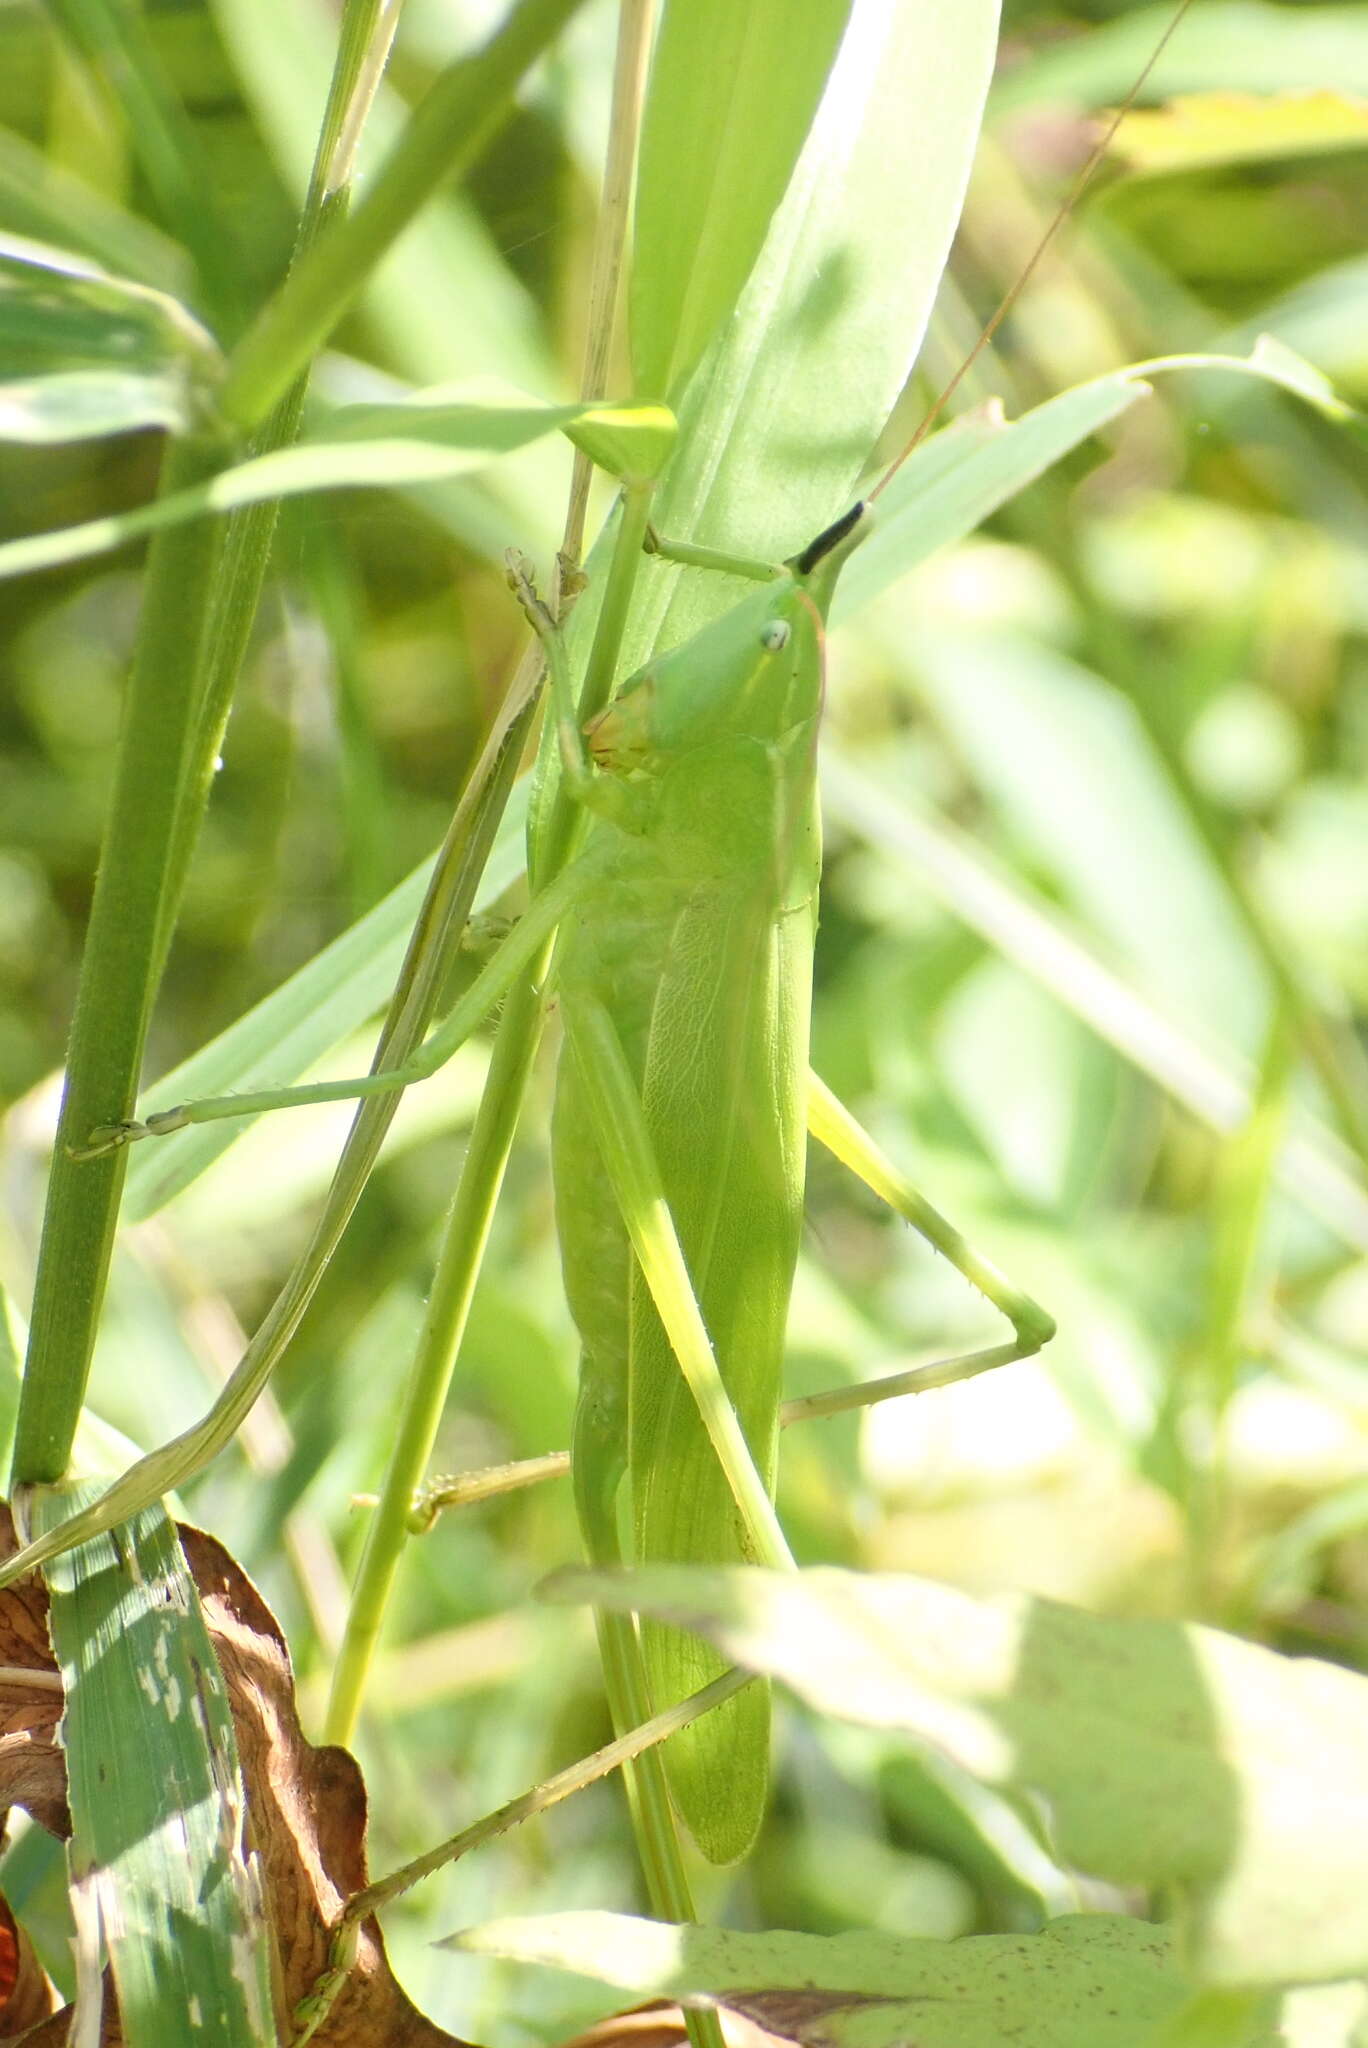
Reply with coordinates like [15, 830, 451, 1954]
[13, 431, 226, 1485]
[13, 0, 407, 1488]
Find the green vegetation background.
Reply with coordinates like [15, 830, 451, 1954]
[1, 0, 1367, 2037]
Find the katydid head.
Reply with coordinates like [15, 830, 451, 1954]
[582, 583, 817, 775]
[584, 500, 877, 782]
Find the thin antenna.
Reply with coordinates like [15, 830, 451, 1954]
[870, 0, 1196, 499]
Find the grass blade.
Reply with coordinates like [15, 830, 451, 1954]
[30, 1487, 273, 2046]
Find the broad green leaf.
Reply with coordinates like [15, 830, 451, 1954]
[0, 386, 669, 580]
[452, 1911, 1303, 2048]
[0, 234, 219, 443]
[630, 0, 854, 402]
[1111, 89, 1368, 174]
[455, 1919, 1368, 2046]
[32, 1486, 272, 2046]
[546, 1564, 1368, 1987]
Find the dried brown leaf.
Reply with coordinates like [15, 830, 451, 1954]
[0, 1507, 474, 2047]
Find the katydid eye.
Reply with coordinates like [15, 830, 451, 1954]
[760, 619, 790, 652]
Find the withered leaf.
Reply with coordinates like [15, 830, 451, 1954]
[0, 1506, 473, 2047]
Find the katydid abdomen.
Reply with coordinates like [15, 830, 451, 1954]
[552, 522, 860, 1863]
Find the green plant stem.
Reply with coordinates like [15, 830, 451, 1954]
[220, 0, 583, 433]
[13, 431, 227, 1485]
[12, 0, 420, 1492]
[321, 967, 549, 1743]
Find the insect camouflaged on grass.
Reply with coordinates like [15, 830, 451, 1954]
[7, 0, 1212, 2033]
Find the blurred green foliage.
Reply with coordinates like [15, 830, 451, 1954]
[1, 0, 1368, 2038]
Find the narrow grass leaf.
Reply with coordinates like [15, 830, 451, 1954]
[0, 388, 668, 580]
[548, 1563, 1368, 1988]
[212, 0, 565, 549]
[0, 129, 190, 295]
[30, 1486, 272, 2046]
[819, 752, 1368, 1253]
[630, 0, 854, 402]
[992, 2, 1368, 111]
[836, 377, 1148, 623]
[836, 348, 1357, 624]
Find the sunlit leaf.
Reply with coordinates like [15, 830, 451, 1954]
[452, 1911, 1226, 2048]
[0, 385, 673, 578]
[547, 1563, 1368, 1987]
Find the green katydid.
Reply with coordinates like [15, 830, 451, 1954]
[62, 489, 1052, 1877]
[519, 507, 1054, 1863]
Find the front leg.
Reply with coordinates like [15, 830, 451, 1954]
[71, 854, 596, 1157]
